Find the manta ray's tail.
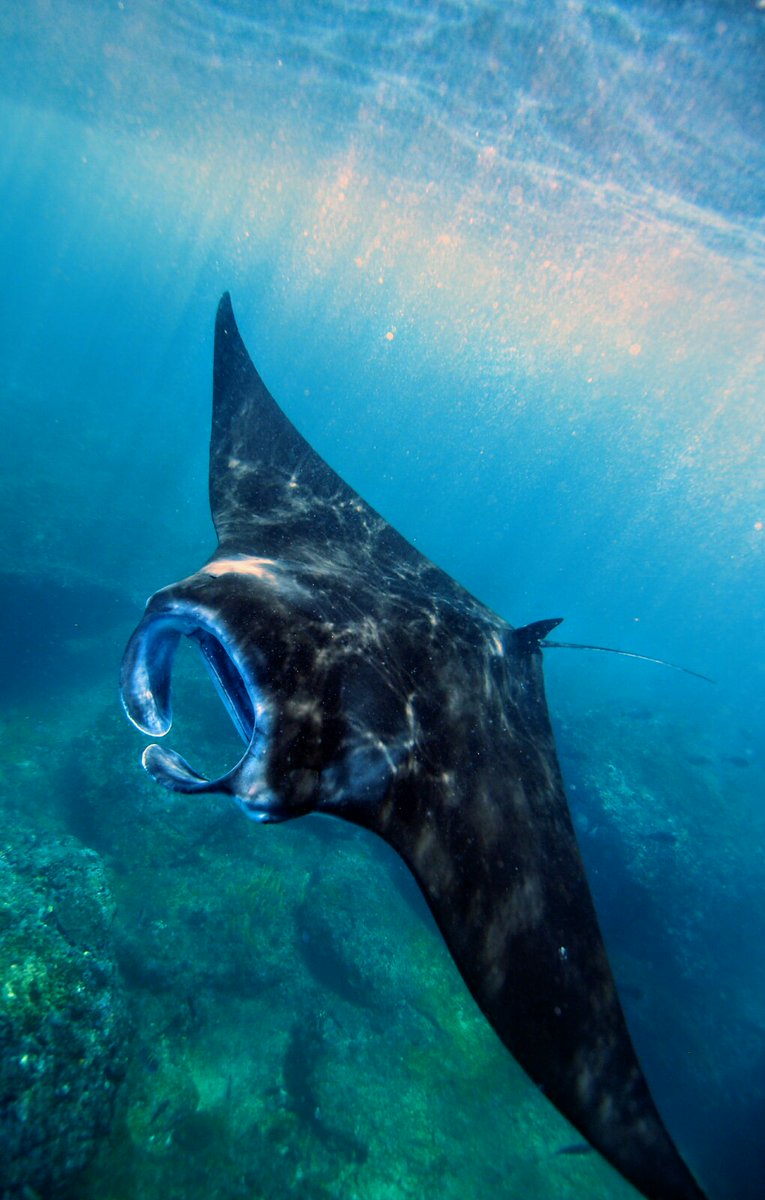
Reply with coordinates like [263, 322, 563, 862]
[511, 619, 714, 683]
[542, 638, 715, 684]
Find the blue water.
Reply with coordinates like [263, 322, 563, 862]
[0, 3, 763, 1199]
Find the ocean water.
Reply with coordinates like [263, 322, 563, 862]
[0, 2, 763, 1199]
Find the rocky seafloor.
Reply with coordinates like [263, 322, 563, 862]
[1, 589, 763, 1200]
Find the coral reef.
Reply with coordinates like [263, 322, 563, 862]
[0, 832, 128, 1198]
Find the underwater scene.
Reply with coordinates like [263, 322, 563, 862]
[0, 2, 763, 1199]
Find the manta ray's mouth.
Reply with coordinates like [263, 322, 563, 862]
[120, 606, 276, 814]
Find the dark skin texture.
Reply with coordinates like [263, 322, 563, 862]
[122, 294, 708, 1200]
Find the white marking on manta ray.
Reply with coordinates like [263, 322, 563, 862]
[227, 456, 256, 477]
[204, 556, 279, 582]
[202, 556, 315, 606]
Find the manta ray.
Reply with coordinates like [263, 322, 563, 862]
[121, 294, 708, 1200]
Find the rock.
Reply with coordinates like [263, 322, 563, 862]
[0, 833, 129, 1198]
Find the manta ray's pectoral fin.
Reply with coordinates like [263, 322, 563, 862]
[210, 294, 424, 574]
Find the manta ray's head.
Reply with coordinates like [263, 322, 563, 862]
[120, 553, 350, 822]
[121, 551, 406, 824]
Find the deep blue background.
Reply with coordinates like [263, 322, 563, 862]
[0, 3, 763, 1198]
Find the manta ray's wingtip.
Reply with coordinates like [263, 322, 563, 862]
[216, 289, 235, 329]
[213, 291, 259, 388]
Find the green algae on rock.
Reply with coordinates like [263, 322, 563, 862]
[0, 833, 129, 1197]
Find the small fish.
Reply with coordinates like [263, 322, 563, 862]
[148, 1097, 172, 1127]
[722, 755, 751, 768]
[646, 830, 677, 845]
[554, 1141, 594, 1157]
